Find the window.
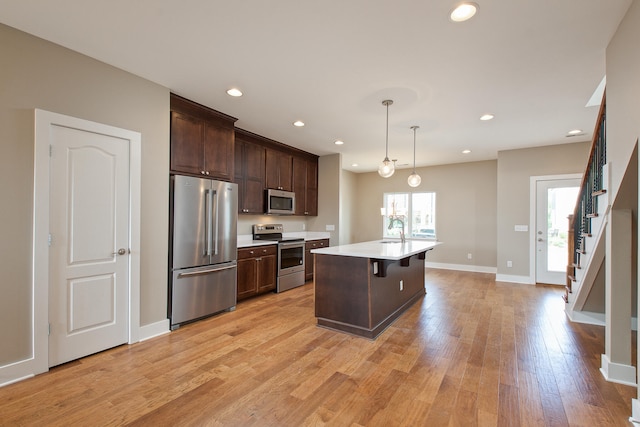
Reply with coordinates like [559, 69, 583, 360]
[382, 192, 436, 239]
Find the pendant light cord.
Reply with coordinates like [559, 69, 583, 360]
[412, 127, 416, 172]
[382, 100, 393, 160]
[411, 125, 419, 173]
[385, 103, 389, 158]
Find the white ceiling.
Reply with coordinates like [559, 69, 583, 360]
[0, 0, 632, 172]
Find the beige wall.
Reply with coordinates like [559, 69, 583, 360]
[607, 0, 640, 200]
[496, 142, 590, 278]
[339, 169, 357, 245]
[354, 160, 498, 269]
[606, 0, 640, 317]
[308, 154, 341, 245]
[0, 24, 170, 365]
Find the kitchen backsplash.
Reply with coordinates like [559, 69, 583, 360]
[237, 215, 308, 235]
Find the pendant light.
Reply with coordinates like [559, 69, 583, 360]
[378, 100, 395, 178]
[407, 125, 422, 187]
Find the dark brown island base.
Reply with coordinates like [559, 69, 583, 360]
[312, 240, 440, 339]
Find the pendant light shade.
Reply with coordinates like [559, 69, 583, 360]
[378, 100, 395, 178]
[407, 125, 421, 187]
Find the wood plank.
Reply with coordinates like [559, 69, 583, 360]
[0, 271, 635, 425]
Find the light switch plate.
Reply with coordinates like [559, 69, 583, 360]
[514, 225, 528, 232]
[326, 225, 335, 231]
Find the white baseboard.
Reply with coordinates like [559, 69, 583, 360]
[495, 273, 534, 284]
[0, 371, 34, 388]
[565, 309, 606, 326]
[631, 399, 640, 426]
[139, 319, 171, 342]
[600, 353, 637, 387]
[425, 262, 497, 274]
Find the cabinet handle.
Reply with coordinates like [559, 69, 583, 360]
[205, 171, 210, 175]
[256, 257, 262, 261]
[201, 171, 206, 175]
[249, 251, 254, 255]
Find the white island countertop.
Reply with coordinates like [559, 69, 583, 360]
[311, 239, 441, 260]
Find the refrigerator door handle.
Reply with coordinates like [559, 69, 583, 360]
[176, 264, 237, 278]
[212, 190, 219, 256]
[205, 189, 213, 256]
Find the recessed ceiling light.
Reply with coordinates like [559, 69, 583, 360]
[293, 120, 305, 127]
[351, 163, 359, 167]
[335, 140, 344, 145]
[226, 88, 243, 97]
[462, 149, 472, 154]
[450, 2, 478, 22]
[567, 129, 582, 135]
[480, 114, 494, 121]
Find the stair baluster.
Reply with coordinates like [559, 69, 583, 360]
[566, 95, 606, 302]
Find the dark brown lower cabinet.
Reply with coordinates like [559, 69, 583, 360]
[237, 245, 277, 300]
[305, 239, 330, 282]
[314, 252, 426, 339]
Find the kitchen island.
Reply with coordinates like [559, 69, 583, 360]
[311, 240, 440, 339]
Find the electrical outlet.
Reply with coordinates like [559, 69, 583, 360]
[326, 225, 335, 231]
[399, 280, 403, 291]
[302, 223, 305, 231]
[467, 253, 472, 260]
[507, 260, 513, 268]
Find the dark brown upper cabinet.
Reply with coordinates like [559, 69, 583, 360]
[234, 134, 266, 214]
[265, 149, 293, 191]
[293, 155, 318, 216]
[170, 94, 237, 181]
[234, 128, 319, 216]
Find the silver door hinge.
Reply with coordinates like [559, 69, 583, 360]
[48, 234, 52, 247]
[49, 145, 52, 157]
[48, 323, 51, 336]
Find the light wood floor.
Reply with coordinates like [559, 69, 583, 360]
[1, 269, 636, 426]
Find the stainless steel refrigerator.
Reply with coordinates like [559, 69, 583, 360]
[169, 175, 238, 329]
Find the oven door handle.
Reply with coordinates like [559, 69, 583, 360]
[279, 241, 304, 249]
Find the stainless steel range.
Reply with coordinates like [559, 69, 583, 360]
[253, 224, 305, 292]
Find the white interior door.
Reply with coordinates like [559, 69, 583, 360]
[535, 178, 580, 285]
[48, 124, 130, 367]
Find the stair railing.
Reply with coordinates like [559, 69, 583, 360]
[565, 94, 606, 302]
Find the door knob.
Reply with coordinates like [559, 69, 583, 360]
[537, 238, 543, 242]
[113, 248, 127, 255]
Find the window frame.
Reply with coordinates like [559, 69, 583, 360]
[382, 191, 436, 240]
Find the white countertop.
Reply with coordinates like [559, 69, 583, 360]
[311, 239, 441, 260]
[237, 232, 331, 248]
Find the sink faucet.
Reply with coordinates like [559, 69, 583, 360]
[387, 215, 406, 243]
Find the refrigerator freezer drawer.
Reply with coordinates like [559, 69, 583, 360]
[170, 262, 237, 327]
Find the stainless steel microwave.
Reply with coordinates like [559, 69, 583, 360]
[265, 189, 295, 215]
